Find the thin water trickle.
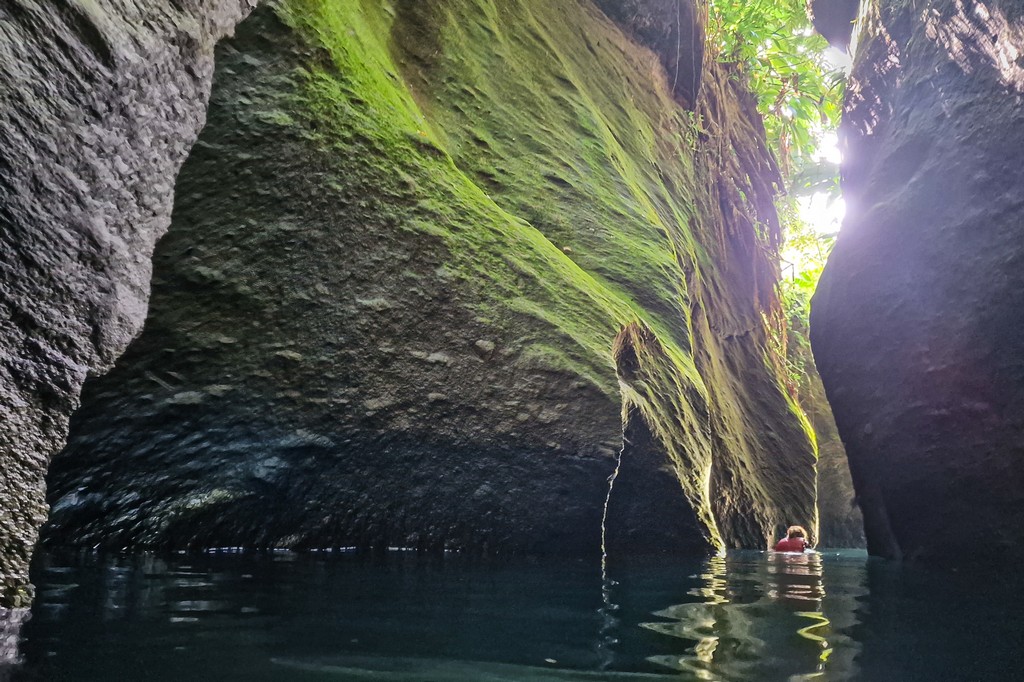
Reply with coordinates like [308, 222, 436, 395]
[599, 442, 625, 580]
[597, 441, 626, 670]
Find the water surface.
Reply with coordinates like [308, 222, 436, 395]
[6, 549, 1023, 680]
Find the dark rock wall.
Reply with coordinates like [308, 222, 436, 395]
[691, 63, 820, 548]
[812, 0, 1024, 561]
[43, 0, 816, 559]
[42, 4, 623, 556]
[0, 0, 253, 606]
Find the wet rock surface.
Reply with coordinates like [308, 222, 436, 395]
[812, 0, 1024, 561]
[0, 0, 253, 606]
[43, 2, 816, 558]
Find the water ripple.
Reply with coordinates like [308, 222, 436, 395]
[640, 552, 861, 681]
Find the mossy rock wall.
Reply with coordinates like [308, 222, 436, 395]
[41, 0, 816, 557]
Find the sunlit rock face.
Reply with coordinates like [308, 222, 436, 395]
[812, 0, 1024, 561]
[43, 1, 816, 560]
[0, 0, 253, 607]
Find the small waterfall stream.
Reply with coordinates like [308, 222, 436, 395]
[597, 441, 626, 670]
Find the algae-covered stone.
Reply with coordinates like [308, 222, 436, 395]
[44, 0, 815, 555]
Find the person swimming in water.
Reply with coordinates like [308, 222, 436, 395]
[774, 525, 809, 552]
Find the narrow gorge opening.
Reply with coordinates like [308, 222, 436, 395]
[44, 0, 812, 563]
[4, 0, 843, 608]
[11, 0, 1024, 677]
[4, 0, 859, 601]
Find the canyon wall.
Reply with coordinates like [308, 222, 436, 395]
[0, 0, 254, 607]
[813, 0, 1024, 561]
[2, 0, 817, 606]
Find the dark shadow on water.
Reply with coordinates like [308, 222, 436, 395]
[8, 549, 1024, 681]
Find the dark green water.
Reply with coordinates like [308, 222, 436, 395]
[4, 549, 1022, 681]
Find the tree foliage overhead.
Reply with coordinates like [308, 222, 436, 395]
[707, 0, 845, 177]
[705, 0, 847, 393]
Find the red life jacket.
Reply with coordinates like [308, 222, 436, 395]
[774, 537, 807, 552]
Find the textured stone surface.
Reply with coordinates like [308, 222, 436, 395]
[43, 1, 816, 557]
[812, 0, 1024, 561]
[0, 0, 253, 606]
[592, 0, 705, 109]
[0, 606, 27, 668]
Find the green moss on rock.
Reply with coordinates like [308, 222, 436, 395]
[45, 0, 816, 554]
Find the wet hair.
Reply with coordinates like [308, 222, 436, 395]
[787, 525, 807, 539]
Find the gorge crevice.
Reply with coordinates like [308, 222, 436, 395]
[4, 0, 822, 607]
[46, 0, 817, 557]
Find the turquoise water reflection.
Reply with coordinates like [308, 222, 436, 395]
[4, 549, 1022, 680]
[639, 553, 863, 680]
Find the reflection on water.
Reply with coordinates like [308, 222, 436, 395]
[638, 553, 864, 680]
[6, 549, 1024, 680]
